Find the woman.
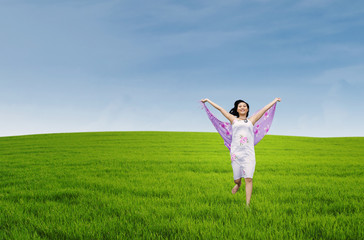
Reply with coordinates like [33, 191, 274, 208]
[201, 97, 281, 206]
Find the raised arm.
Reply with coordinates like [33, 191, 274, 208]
[201, 98, 236, 124]
[249, 97, 281, 126]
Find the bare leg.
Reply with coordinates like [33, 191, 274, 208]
[245, 178, 253, 206]
[231, 178, 242, 194]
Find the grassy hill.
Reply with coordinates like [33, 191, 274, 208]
[1, 132, 363, 239]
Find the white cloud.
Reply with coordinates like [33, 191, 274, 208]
[311, 64, 364, 85]
[293, 65, 364, 137]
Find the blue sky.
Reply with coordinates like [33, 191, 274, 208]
[1, 0, 364, 137]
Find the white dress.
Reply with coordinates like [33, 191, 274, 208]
[230, 118, 256, 179]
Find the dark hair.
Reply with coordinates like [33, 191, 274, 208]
[229, 100, 250, 117]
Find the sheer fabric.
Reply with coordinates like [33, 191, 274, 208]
[201, 102, 277, 151]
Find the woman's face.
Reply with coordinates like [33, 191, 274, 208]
[237, 102, 248, 116]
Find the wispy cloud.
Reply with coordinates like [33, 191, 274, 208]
[312, 64, 364, 85]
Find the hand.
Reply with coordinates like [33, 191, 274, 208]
[275, 97, 281, 102]
[201, 98, 209, 103]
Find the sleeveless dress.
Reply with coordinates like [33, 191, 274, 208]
[230, 118, 256, 179]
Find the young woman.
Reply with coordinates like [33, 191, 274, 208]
[201, 98, 281, 206]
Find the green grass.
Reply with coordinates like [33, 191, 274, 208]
[0, 132, 363, 239]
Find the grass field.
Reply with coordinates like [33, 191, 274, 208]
[0, 132, 363, 239]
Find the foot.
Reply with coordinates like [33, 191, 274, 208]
[245, 205, 251, 211]
[231, 184, 240, 194]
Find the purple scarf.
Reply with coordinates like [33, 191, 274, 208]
[201, 102, 277, 151]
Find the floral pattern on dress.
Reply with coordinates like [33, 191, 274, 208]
[231, 154, 237, 162]
[239, 135, 249, 145]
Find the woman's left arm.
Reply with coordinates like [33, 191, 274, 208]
[249, 97, 281, 126]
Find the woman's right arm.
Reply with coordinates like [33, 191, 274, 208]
[201, 98, 236, 124]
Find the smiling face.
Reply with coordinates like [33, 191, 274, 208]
[237, 102, 249, 117]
